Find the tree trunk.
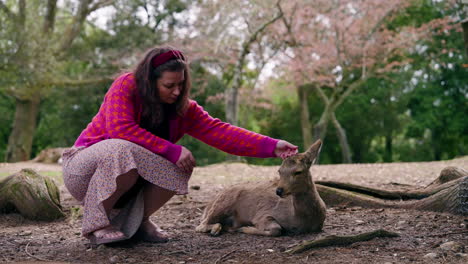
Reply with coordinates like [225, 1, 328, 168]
[0, 169, 64, 221]
[383, 133, 392, 162]
[330, 112, 352, 163]
[297, 84, 313, 150]
[316, 166, 468, 216]
[225, 81, 240, 126]
[6, 97, 40, 162]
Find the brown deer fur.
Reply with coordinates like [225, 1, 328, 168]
[196, 140, 326, 236]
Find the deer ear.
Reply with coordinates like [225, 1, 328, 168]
[305, 140, 322, 166]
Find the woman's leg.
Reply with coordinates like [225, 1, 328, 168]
[139, 183, 176, 240]
[94, 169, 139, 239]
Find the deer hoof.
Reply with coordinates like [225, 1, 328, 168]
[210, 223, 222, 236]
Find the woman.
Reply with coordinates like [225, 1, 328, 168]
[62, 46, 298, 245]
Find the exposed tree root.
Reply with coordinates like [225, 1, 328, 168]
[316, 166, 468, 215]
[286, 229, 400, 254]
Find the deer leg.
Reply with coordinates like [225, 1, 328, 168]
[196, 192, 237, 235]
[195, 222, 223, 236]
[237, 217, 282, 237]
[195, 204, 227, 235]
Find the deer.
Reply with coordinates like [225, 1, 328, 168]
[196, 140, 326, 236]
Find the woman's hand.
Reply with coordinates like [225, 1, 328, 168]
[274, 140, 299, 159]
[176, 146, 196, 173]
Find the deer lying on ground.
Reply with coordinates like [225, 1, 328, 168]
[196, 140, 326, 236]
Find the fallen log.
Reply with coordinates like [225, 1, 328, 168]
[0, 168, 64, 220]
[31, 147, 69, 163]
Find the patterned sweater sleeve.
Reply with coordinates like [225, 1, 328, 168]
[184, 101, 279, 158]
[104, 75, 182, 164]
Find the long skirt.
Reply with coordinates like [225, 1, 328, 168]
[61, 139, 190, 237]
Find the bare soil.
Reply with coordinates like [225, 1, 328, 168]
[1, 157, 467, 264]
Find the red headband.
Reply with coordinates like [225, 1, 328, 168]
[152, 50, 185, 68]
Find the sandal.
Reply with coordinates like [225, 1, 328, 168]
[89, 226, 128, 245]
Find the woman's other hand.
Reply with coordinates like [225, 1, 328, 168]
[176, 146, 196, 173]
[274, 140, 298, 159]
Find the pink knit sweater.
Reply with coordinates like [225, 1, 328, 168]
[74, 73, 279, 164]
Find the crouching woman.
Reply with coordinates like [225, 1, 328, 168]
[62, 46, 298, 245]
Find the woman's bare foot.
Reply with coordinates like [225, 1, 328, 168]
[137, 219, 169, 242]
[89, 226, 127, 245]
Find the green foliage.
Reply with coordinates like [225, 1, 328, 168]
[404, 31, 468, 160]
[389, 0, 445, 30]
[32, 81, 111, 156]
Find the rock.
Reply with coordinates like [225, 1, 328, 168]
[423, 253, 439, 259]
[455, 253, 468, 258]
[97, 245, 106, 251]
[18, 231, 32, 236]
[109, 255, 119, 263]
[440, 241, 463, 252]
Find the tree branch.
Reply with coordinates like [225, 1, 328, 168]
[244, 2, 283, 48]
[278, 2, 298, 46]
[59, 0, 92, 52]
[286, 229, 399, 254]
[89, 0, 114, 13]
[333, 77, 366, 109]
[48, 77, 113, 87]
[225, 0, 284, 125]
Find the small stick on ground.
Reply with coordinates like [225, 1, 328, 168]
[286, 229, 399, 254]
[25, 241, 51, 262]
[215, 250, 236, 264]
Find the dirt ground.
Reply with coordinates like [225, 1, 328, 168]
[1, 157, 467, 264]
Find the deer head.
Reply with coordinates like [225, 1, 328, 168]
[276, 140, 322, 198]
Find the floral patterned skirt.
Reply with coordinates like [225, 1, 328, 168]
[61, 139, 190, 237]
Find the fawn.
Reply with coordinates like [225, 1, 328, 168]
[196, 140, 326, 236]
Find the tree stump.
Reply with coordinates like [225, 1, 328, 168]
[316, 166, 468, 215]
[0, 168, 64, 220]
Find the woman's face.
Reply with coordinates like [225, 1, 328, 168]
[157, 71, 185, 104]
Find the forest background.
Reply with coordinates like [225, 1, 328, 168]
[0, 0, 466, 166]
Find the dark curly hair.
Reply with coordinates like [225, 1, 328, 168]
[133, 46, 191, 134]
